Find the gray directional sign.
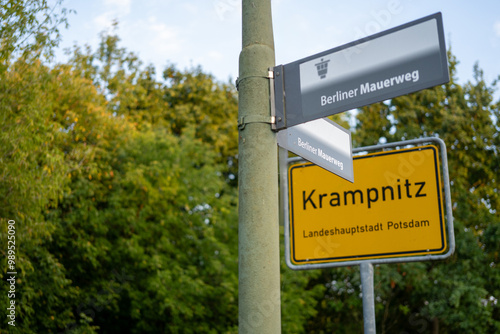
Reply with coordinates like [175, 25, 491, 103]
[272, 13, 449, 130]
[277, 118, 353, 182]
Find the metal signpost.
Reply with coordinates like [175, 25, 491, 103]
[272, 13, 449, 130]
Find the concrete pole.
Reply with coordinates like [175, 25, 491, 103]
[238, 0, 281, 332]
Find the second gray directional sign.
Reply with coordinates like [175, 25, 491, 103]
[272, 13, 449, 130]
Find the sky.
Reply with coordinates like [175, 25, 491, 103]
[55, 0, 500, 90]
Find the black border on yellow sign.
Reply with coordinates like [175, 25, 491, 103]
[288, 145, 447, 264]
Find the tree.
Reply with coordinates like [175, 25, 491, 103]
[0, 56, 104, 333]
[0, 0, 70, 71]
[68, 29, 240, 185]
[48, 126, 239, 333]
[0, 26, 243, 332]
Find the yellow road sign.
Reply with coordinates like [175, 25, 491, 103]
[288, 145, 447, 264]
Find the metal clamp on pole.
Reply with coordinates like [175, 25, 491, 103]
[235, 70, 274, 91]
[268, 68, 278, 131]
[238, 115, 276, 130]
[236, 70, 278, 131]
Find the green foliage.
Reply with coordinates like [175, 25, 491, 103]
[48, 127, 239, 333]
[0, 0, 70, 71]
[1, 20, 245, 331]
[0, 56, 103, 333]
[68, 29, 239, 185]
[305, 267, 364, 333]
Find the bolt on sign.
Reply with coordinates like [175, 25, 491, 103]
[287, 145, 448, 266]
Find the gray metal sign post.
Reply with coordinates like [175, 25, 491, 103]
[361, 262, 376, 334]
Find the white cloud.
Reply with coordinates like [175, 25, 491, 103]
[104, 0, 132, 15]
[93, 0, 132, 30]
[213, 0, 241, 21]
[93, 13, 115, 31]
[182, 3, 199, 14]
[494, 21, 500, 37]
[208, 50, 224, 61]
[142, 17, 183, 59]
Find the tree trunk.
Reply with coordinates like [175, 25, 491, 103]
[432, 317, 439, 334]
